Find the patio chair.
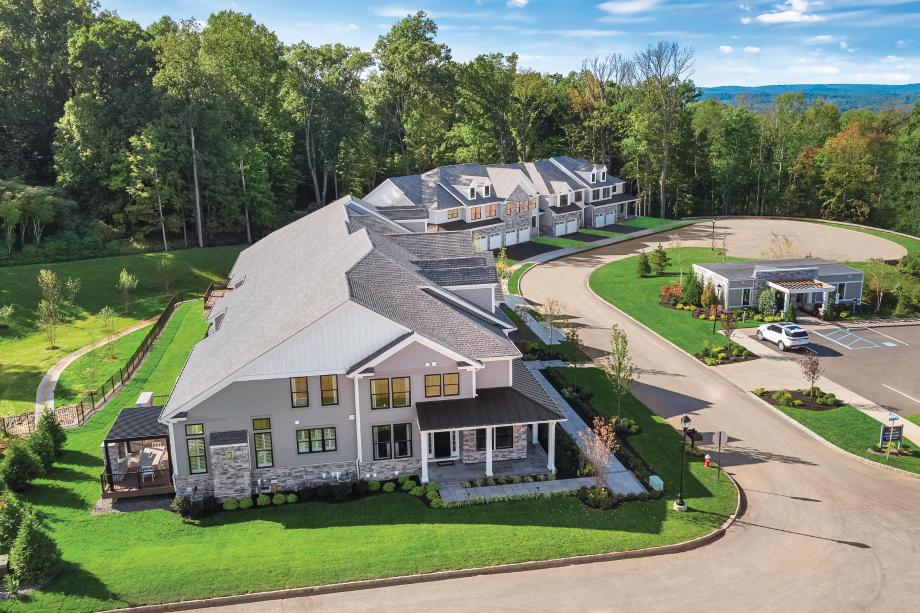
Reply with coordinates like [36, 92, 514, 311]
[141, 465, 155, 482]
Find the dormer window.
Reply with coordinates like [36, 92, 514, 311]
[484, 184, 491, 198]
[601, 170, 607, 182]
[468, 186, 476, 199]
[590, 172, 596, 183]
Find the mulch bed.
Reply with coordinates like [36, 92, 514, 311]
[756, 388, 841, 411]
[694, 349, 758, 366]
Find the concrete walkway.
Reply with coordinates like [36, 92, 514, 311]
[34, 317, 156, 415]
[725, 329, 920, 446]
[440, 476, 597, 503]
[504, 294, 565, 344]
[525, 362, 646, 495]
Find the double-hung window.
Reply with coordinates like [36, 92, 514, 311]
[470, 206, 482, 220]
[370, 378, 390, 409]
[574, 190, 583, 203]
[443, 373, 459, 396]
[394, 423, 412, 458]
[185, 424, 207, 474]
[468, 186, 476, 199]
[559, 193, 569, 207]
[290, 377, 309, 407]
[252, 418, 273, 468]
[601, 171, 607, 182]
[475, 426, 514, 451]
[296, 427, 336, 454]
[592, 188, 600, 200]
[424, 374, 442, 398]
[391, 376, 411, 407]
[320, 375, 338, 405]
[448, 208, 459, 219]
[485, 203, 496, 217]
[372, 424, 392, 460]
[505, 203, 512, 216]
[484, 185, 491, 197]
[602, 187, 611, 199]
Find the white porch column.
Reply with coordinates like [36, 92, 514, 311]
[420, 431, 429, 484]
[531, 422, 539, 444]
[485, 427, 493, 477]
[547, 422, 556, 473]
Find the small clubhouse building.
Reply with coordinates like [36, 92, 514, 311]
[693, 258, 865, 311]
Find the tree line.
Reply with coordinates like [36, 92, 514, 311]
[1, 2, 917, 264]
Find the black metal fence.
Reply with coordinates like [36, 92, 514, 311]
[0, 294, 184, 439]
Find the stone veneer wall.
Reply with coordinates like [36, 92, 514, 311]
[541, 210, 581, 237]
[250, 460, 358, 493]
[173, 473, 213, 497]
[459, 425, 528, 464]
[210, 443, 252, 500]
[105, 442, 129, 476]
[359, 457, 421, 481]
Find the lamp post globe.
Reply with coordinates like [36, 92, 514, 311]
[674, 414, 691, 512]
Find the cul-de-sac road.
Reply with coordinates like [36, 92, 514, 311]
[208, 219, 920, 612]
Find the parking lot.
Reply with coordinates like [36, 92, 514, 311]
[754, 322, 920, 417]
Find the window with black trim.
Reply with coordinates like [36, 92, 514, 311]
[252, 417, 272, 468]
[601, 171, 607, 181]
[297, 427, 336, 453]
[370, 378, 390, 409]
[443, 372, 459, 396]
[574, 190, 583, 202]
[320, 375, 338, 405]
[495, 426, 513, 449]
[394, 423, 412, 458]
[424, 374, 442, 398]
[602, 187, 611, 198]
[290, 377, 309, 407]
[392, 376, 411, 407]
[372, 424, 392, 460]
[468, 186, 476, 199]
[592, 188, 600, 200]
[559, 193, 569, 207]
[484, 185, 491, 197]
[475, 428, 486, 451]
[185, 423, 204, 436]
[187, 438, 207, 474]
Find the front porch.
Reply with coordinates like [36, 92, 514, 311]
[429, 440, 550, 483]
[768, 279, 834, 312]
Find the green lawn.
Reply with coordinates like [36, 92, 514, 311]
[507, 262, 534, 295]
[0, 245, 242, 416]
[579, 228, 622, 238]
[814, 221, 920, 257]
[9, 308, 736, 612]
[53, 324, 152, 407]
[552, 367, 738, 515]
[620, 216, 673, 229]
[589, 247, 758, 354]
[908, 416, 920, 428]
[532, 236, 592, 250]
[775, 403, 920, 475]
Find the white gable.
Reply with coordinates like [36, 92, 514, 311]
[237, 301, 410, 380]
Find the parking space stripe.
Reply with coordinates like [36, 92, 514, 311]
[866, 327, 910, 346]
[882, 384, 920, 405]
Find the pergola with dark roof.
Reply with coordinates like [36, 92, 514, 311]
[101, 405, 174, 499]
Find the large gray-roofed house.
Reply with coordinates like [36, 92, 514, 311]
[131, 196, 565, 502]
[693, 257, 864, 311]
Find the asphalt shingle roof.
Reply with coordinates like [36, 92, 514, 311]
[209, 430, 248, 446]
[105, 405, 167, 442]
[697, 258, 862, 281]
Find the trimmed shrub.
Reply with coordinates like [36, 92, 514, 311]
[36, 411, 66, 454]
[426, 489, 441, 501]
[170, 495, 191, 516]
[430, 498, 444, 509]
[27, 429, 56, 473]
[400, 478, 415, 492]
[681, 274, 702, 306]
[772, 390, 793, 405]
[382, 482, 396, 493]
[256, 494, 271, 507]
[354, 480, 369, 495]
[0, 494, 29, 555]
[425, 481, 440, 492]
[286, 493, 298, 504]
[8, 516, 62, 585]
[0, 441, 43, 492]
[222, 499, 239, 511]
[315, 483, 333, 498]
[368, 480, 381, 492]
[238, 497, 254, 510]
[783, 302, 796, 323]
[397, 474, 411, 484]
[752, 387, 767, 396]
[271, 493, 286, 506]
[4, 573, 19, 597]
[792, 399, 804, 407]
[635, 251, 651, 277]
[332, 481, 353, 500]
[410, 486, 425, 497]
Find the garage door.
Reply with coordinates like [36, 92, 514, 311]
[605, 211, 616, 226]
[518, 228, 531, 242]
[504, 230, 518, 246]
[488, 234, 501, 250]
[566, 219, 578, 234]
[474, 236, 487, 251]
[555, 222, 566, 236]
[594, 213, 604, 228]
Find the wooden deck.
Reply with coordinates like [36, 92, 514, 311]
[101, 484, 175, 500]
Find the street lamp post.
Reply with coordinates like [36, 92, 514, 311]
[674, 414, 691, 512]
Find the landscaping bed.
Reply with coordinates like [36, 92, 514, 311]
[753, 387, 842, 411]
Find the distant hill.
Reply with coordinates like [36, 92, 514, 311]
[700, 83, 920, 111]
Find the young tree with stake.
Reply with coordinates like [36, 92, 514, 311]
[115, 269, 138, 312]
[577, 416, 618, 495]
[800, 352, 824, 397]
[600, 324, 637, 419]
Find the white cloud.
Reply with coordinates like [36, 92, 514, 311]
[756, 0, 824, 24]
[507, 0, 528, 7]
[839, 41, 847, 50]
[804, 34, 834, 44]
[738, 2, 751, 10]
[882, 55, 902, 63]
[789, 64, 840, 75]
[744, 46, 761, 53]
[597, 0, 659, 15]
[719, 45, 734, 54]
[740, 17, 752, 24]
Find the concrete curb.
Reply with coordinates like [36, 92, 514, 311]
[580, 274, 920, 483]
[102, 472, 743, 613]
[679, 215, 920, 246]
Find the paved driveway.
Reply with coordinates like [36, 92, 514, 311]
[206, 221, 920, 612]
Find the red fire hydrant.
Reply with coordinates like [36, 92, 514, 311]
[704, 453, 712, 468]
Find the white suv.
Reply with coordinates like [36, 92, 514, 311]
[756, 322, 810, 351]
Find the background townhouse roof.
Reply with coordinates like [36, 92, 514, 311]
[163, 198, 517, 417]
[510, 160, 581, 195]
[429, 218, 503, 233]
[374, 206, 430, 221]
[552, 155, 625, 188]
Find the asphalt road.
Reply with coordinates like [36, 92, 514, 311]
[206, 221, 920, 612]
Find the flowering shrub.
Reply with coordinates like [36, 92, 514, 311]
[659, 283, 683, 305]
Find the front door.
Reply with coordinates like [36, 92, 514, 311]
[428, 431, 458, 460]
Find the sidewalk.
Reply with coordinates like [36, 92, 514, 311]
[526, 362, 646, 495]
[724, 330, 920, 447]
[504, 294, 565, 345]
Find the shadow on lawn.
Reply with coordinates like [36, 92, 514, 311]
[35, 561, 120, 603]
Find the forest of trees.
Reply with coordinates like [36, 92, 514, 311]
[1, 1, 917, 264]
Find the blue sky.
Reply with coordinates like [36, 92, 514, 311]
[100, 0, 920, 86]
